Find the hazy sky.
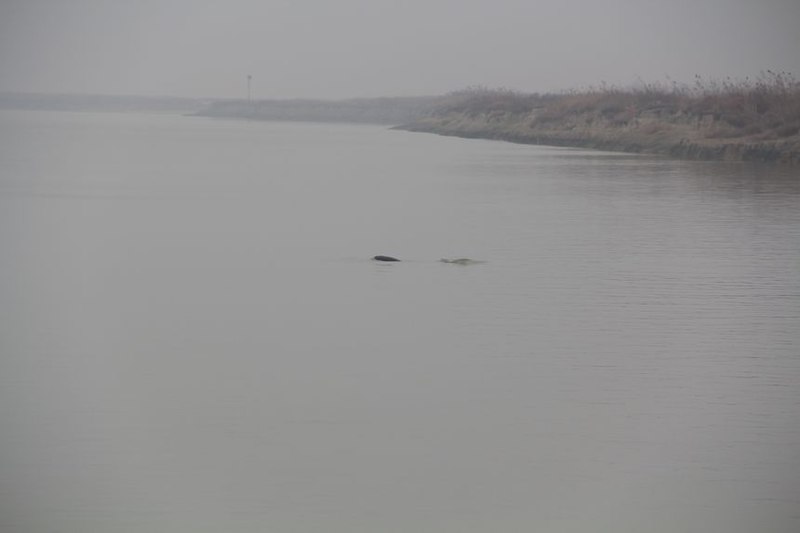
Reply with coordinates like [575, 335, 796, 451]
[1, 0, 798, 99]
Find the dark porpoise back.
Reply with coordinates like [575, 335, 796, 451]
[373, 255, 401, 262]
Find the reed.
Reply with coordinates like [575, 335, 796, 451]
[432, 72, 800, 141]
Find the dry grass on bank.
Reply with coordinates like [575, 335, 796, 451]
[436, 72, 800, 142]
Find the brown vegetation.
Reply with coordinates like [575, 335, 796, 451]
[404, 72, 800, 163]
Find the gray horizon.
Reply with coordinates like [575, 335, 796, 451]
[1, 0, 799, 100]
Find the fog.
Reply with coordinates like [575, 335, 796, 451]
[3, 3, 800, 533]
[1, 0, 799, 99]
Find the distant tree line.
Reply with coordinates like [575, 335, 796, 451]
[197, 96, 445, 125]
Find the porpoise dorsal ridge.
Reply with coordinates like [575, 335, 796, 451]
[440, 258, 484, 265]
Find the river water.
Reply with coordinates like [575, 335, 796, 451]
[1, 110, 798, 533]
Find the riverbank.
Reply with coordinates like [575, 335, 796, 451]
[397, 76, 800, 164]
[195, 96, 442, 125]
[0, 92, 206, 114]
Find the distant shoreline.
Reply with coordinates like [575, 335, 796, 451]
[396, 119, 800, 164]
[192, 96, 443, 125]
[5, 79, 799, 164]
[0, 92, 206, 114]
[395, 80, 800, 164]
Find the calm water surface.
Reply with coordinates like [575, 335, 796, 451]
[1, 110, 799, 533]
